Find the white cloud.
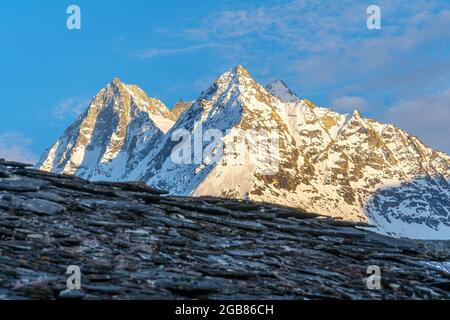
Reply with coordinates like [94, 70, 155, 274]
[130, 44, 215, 59]
[382, 89, 450, 153]
[152, 0, 450, 99]
[331, 96, 369, 112]
[288, 5, 450, 96]
[0, 132, 38, 164]
[51, 97, 89, 121]
[130, 42, 242, 60]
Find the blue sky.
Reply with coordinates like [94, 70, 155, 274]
[0, 0, 449, 163]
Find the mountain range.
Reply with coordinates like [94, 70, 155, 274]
[36, 65, 450, 240]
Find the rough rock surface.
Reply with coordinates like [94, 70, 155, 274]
[1, 159, 449, 300]
[171, 100, 193, 119]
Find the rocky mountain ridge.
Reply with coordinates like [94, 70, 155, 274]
[37, 66, 450, 239]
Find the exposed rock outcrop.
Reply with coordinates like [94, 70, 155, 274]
[1, 159, 449, 300]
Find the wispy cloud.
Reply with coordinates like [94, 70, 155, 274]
[382, 89, 450, 153]
[290, 5, 450, 94]
[181, 0, 366, 51]
[130, 44, 215, 59]
[331, 96, 369, 113]
[128, 0, 450, 153]
[143, 0, 449, 93]
[0, 132, 38, 164]
[175, 0, 450, 152]
[51, 97, 89, 121]
[130, 42, 242, 60]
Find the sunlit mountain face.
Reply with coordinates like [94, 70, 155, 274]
[37, 66, 450, 240]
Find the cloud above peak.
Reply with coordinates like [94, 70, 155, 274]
[0, 132, 38, 164]
[382, 89, 450, 153]
[331, 96, 369, 113]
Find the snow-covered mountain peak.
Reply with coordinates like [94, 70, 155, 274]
[352, 109, 363, 118]
[38, 67, 450, 240]
[212, 65, 251, 91]
[234, 64, 251, 76]
[104, 78, 176, 124]
[266, 79, 300, 103]
[111, 77, 124, 85]
[207, 65, 284, 116]
[193, 65, 272, 121]
[36, 79, 176, 180]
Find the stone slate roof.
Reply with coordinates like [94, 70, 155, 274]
[0, 159, 449, 300]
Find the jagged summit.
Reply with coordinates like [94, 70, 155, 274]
[36, 80, 176, 180]
[266, 79, 300, 103]
[234, 64, 251, 76]
[211, 65, 254, 92]
[111, 77, 123, 84]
